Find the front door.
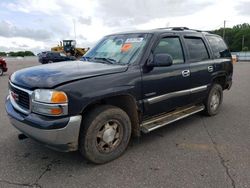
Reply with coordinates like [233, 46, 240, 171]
[142, 36, 191, 118]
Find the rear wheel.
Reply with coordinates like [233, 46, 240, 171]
[203, 84, 223, 116]
[79, 105, 131, 164]
[0, 67, 3, 76]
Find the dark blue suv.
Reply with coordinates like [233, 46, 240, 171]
[38, 51, 76, 64]
[6, 27, 233, 164]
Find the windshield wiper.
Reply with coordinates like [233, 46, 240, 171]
[91, 57, 117, 64]
[81, 56, 91, 61]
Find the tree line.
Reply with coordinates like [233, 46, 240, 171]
[0, 51, 35, 57]
[212, 23, 250, 52]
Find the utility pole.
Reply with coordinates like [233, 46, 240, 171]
[73, 19, 76, 42]
[223, 20, 226, 39]
[242, 35, 245, 51]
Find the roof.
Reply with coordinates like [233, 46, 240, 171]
[111, 27, 212, 36]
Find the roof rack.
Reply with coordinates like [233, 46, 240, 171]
[155, 27, 203, 32]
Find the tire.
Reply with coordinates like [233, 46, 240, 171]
[203, 84, 223, 116]
[79, 105, 132, 164]
[48, 60, 53, 64]
[0, 67, 3, 76]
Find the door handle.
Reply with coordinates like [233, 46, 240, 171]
[182, 70, 190, 77]
[208, 66, 214, 72]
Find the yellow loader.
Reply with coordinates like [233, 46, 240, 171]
[51, 40, 89, 58]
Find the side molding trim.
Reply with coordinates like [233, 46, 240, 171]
[145, 85, 207, 104]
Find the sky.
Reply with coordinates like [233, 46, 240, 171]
[0, 0, 249, 54]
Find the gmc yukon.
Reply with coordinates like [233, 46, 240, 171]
[5, 27, 233, 164]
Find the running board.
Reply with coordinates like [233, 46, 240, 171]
[141, 105, 205, 133]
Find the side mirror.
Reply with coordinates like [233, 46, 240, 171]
[148, 53, 173, 67]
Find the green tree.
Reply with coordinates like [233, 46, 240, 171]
[7, 51, 35, 57]
[0, 52, 6, 56]
[212, 23, 250, 52]
[243, 47, 249, 51]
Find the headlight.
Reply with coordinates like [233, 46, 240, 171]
[32, 89, 68, 116]
[33, 89, 68, 103]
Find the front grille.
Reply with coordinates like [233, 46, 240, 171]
[9, 83, 30, 110]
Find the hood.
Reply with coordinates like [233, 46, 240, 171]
[11, 61, 128, 89]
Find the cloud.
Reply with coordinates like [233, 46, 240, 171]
[1, 0, 62, 15]
[236, 1, 250, 16]
[18, 44, 29, 48]
[0, 0, 249, 54]
[0, 20, 52, 40]
[78, 16, 92, 25]
[95, 0, 213, 26]
[0, 36, 49, 54]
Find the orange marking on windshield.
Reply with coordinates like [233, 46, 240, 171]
[121, 43, 132, 52]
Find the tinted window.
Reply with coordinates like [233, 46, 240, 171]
[206, 35, 231, 58]
[154, 37, 184, 64]
[53, 53, 60, 57]
[47, 53, 53, 58]
[184, 37, 209, 62]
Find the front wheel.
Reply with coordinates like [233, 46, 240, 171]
[0, 67, 3, 76]
[203, 84, 223, 116]
[79, 105, 131, 164]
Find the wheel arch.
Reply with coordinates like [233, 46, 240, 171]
[212, 74, 227, 90]
[81, 94, 142, 137]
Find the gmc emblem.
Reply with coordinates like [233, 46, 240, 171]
[11, 91, 19, 101]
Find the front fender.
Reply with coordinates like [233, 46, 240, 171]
[56, 67, 142, 116]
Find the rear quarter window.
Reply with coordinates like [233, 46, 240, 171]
[206, 35, 231, 58]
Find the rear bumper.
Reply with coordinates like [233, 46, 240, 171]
[5, 97, 82, 152]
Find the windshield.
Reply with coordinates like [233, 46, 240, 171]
[82, 33, 150, 64]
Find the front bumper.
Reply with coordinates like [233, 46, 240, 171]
[5, 97, 82, 152]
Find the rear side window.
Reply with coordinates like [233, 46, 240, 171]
[54, 53, 60, 57]
[206, 35, 231, 58]
[184, 37, 209, 62]
[154, 37, 184, 64]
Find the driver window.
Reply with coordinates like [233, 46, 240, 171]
[154, 37, 184, 64]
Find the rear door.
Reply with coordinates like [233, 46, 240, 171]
[205, 35, 232, 82]
[142, 34, 191, 118]
[183, 36, 214, 103]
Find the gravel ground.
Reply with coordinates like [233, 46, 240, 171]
[0, 58, 249, 188]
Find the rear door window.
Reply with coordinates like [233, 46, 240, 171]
[206, 35, 231, 58]
[184, 37, 209, 62]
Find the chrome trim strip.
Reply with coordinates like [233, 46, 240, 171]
[146, 85, 207, 104]
[9, 81, 33, 95]
[190, 85, 208, 93]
